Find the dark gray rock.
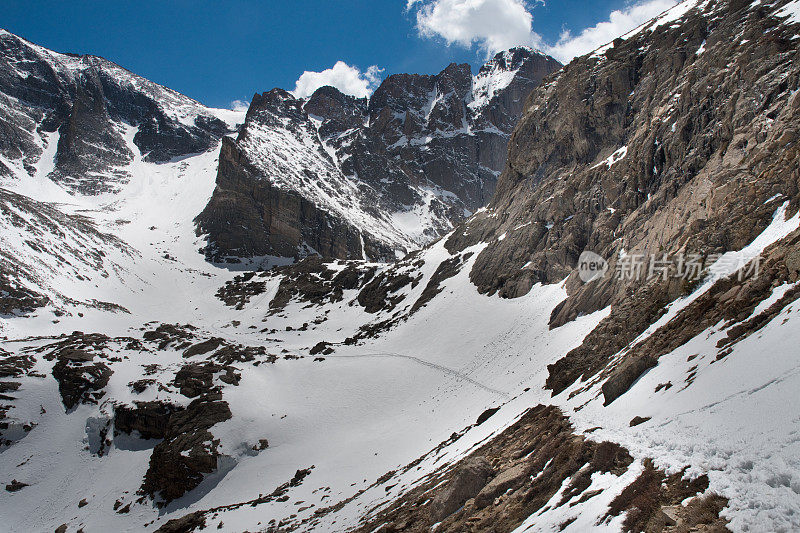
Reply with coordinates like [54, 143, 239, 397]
[430, 456, 493, 521]
[114, 401, 182, 440]
[51, 356, 112, 410]
[173, 362, 240, 398]
[141, 396, 232, 505]
[197, 48, 561, 263]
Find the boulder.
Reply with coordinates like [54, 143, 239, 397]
[474, 461, 533, 509]
[602, 356, 658, 405]
[429, 456, 494, 521]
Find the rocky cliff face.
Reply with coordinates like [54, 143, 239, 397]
[195, 89, 393, 263]
[0, 29, 235, 194]
[444, 0, 800, 393]
[196, 48, 561, 263]
[320, 49, 562, 215]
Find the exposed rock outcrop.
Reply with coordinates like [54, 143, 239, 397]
[140, 395, 232, 505]
[429, 456, 493, 521]
[43, 332, 114, 410]
[114, 401, 180, 440]
[0, 268, 48, 316]
[352, 405, 727, 533]
[172, 362, 241, 398]
[195, 99, 382, 262]
[196, 49, 561, 264]
[51, 354, 111, 410]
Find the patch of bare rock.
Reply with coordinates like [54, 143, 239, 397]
[352, 405, 728, 533]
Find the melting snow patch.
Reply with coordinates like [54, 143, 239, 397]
[777, 0, 800, 24]
[696, 40, 707, 55]
[591, 146, 628, 169]
[628, 201, 799, 347]
[764, 193, 784, 204]
[752, 282, 798, 316]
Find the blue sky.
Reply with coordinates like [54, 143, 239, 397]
[0, 0, 676, 108]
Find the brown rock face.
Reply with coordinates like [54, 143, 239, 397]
[473, 460, 533, 509]
[443, 0, 800, 395]
[353, 405, 637, 533]
[113, 361, 242, 506]
[172, 361, 241, 398]
[196, 49, 561, 264]
[429, 456, 494, 521]
[450, 0, 800, 293]
[50, 72, 133, 194]
[195, 121, 375, 262]
[154, 512, 207, 533]
[602, 355, 659, 405]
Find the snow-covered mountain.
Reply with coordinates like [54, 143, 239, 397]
[0, 29, 245, 314]
[1, 0, 800, 532]
[0, 29, 557, 308]
[0, 29, 241, 195]
[197, 49, 561, 264]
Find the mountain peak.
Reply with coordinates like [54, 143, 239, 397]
[470, 47, 561, 111]
[197, 47, 560, 265]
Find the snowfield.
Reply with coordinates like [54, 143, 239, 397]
[1, 136, 799, 531]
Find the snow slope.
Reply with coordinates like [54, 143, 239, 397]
[2, 1, 800, 531]
[2, 190, 800, 532]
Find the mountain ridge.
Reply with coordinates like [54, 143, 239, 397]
[0, 28, 240, 195]
[1, 1, 800, 532]
[195, 48, 561, 264]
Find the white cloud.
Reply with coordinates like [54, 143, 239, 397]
[292, 62, 384, 99]
[230, 99, 249, 112]
[545, 0, 677, 62]
[409, 0, 679, 62]
[413, 0, 539, 58]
